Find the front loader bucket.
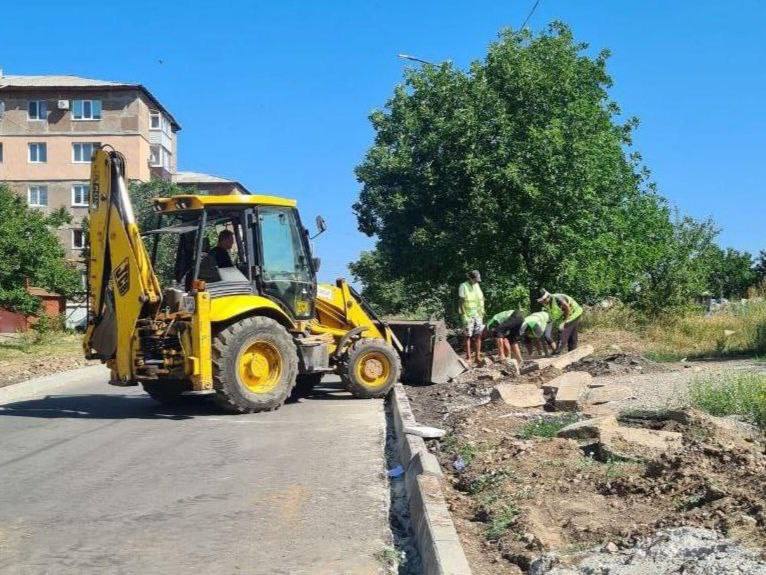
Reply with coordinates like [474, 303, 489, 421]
[387, 320, 467, 384]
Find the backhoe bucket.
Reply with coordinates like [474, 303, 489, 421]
[387, 320, 467, 384]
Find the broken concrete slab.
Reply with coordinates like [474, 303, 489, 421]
[542, 371, 592, 394]
[554, 380, 589, 411]
[584, 384, 634, 405]
[404, 425, 447, 439]
[535, 345, 594, 371]
[477, 369, 503, 381]
[491, 383, 546, 408]
[599, 426, 683, 461]
[557, 416, 617, 441]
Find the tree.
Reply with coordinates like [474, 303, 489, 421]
[702, 246, 756, 299]
[352, 23, 696, 320]
[0, 185, 81, 314]
[754, 251, 766, 286]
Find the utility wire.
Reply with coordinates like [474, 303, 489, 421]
[520, 0, 542, 30]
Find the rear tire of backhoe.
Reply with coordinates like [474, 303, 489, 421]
[142, 380, 189, 405]
[341, 338, 401, 399]
[212, 316, 298, 413]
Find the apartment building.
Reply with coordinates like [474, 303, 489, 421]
[0, 72, 180, 263]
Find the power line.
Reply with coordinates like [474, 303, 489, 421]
[520, 0, 542, 30]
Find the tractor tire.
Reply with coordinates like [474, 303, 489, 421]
[212, 316, 298, 413]
[341, 338, 401, 399]
[291, 373, 324, 399]
[142, 380, 189, 405]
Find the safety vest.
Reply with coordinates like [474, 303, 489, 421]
[459, 281, 484, 319]
[523, 311, 549, 333]
[546, 293, 582, 326]
[486, 309, 515, 331]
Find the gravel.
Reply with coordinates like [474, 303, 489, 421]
[534, 527, 766, 575]
[589, 359, 764, 412]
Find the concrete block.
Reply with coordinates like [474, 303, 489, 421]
[542, 371, 592, 394]
[535, 345, 594, 371]
[554, 379, 589, 411]
[490, 383, 545, 408]
[557, 416, 618, 440]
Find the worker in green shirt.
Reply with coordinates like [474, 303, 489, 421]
[519, 311, 555, 356]
[458, 270, 485, 365]
[537, 289, 583, 353]
[484, 309, 525, 364]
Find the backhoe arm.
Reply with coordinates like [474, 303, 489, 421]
[84, 148, 162, 383]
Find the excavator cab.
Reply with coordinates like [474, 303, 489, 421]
[145, 203, 317, 320]
[84, 147, 466, 413]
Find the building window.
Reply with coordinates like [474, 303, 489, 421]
[149, 144, 161, 167]
[28, 143, 47, 163]
[0, 143, 3, 163]
[150, 110, 161, 129]
[72, 184, 89, 207]
[28, 100, 48, 121]
[72, 142, 100, 163]
[72, 99, 102, 120]
[28, 185, 48, 207]
[72, 229, 85, 250]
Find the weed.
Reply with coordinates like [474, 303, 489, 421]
[374, 546, 401, 569]
[690, 371, 766, 429]
[468, 468, 512, 495]
[518, 414, 579, 439]
[485, 503, 519, 541]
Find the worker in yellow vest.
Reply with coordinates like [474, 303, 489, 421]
[458, 270, 485, 365]
[537, 289, 583, 353]
[519, 310, 555, 357]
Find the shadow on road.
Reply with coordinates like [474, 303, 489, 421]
[0, 381, 361, 420]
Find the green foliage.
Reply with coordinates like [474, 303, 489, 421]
[690, 372, 766, 429]
[0, 185, 80, 313]
[352, 23, 725, 321]
[517, 414, 579, 439]
[701, 246, 756, 299]
[485, 503, 519, 541]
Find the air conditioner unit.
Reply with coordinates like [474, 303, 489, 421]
[57, 100, 70, 110]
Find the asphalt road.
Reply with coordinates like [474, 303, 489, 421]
[0, 367, 391, 575]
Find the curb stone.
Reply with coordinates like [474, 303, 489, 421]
[391, 383, 473, 575]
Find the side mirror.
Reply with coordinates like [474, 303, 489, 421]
[312, 257, 321, 272]
[310, 215, 327, 239]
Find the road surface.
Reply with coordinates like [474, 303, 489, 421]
[0, 366, 391, 574]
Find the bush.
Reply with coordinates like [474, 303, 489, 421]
[689, 372, 766, 429]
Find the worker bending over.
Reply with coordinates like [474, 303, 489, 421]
[538, 289, 583, 353]
[519, 311, 555, 357]
[484, 309, 525, 364]
[458, 270, 485, 365]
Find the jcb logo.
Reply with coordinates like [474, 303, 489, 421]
[115, 258, 130, 296]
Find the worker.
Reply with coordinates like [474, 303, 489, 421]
[537, 289, 583, 353]
[458, 270, 485, 365]
[484, 309, 525, 364]
[519, 310, 555, 356]
[210, 230, 235, 268]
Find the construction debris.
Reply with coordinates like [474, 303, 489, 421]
[490, 383, 546, 408]
[535, 345, 595, 371]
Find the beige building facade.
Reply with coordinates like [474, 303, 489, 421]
[0, 73, 180, 264]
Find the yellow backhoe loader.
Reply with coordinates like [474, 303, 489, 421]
[84, 147, 465, 413]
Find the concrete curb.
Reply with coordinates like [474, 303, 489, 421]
[391, 383, 473, 575]
[0, 364, 109, 405]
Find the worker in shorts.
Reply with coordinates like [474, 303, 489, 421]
[519, 310, 556, 357]
[458, 270, 485, 365]
[484, 309, 525, 364]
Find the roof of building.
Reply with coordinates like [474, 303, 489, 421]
[0, 73, 180, 130]
[172, 171, 252, 195]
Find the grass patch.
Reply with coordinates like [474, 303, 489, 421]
[485, 503, 519, 541]
[517, 414, 579, 439]
[583, 300, 766, 360]
[0, 332, 82, 361]
[468, 468, 512, 495]
[689, 371, 766, 429]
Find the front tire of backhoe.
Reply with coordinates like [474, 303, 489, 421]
[212, 316, 298, 413]
[341, 338, 401, 399]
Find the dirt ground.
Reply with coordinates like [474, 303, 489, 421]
[404, 351, 766, 574]
[0, 333, 94, 388]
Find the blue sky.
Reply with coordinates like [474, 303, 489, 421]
[2, 1, 763, 281]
